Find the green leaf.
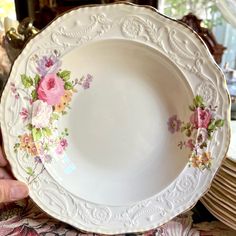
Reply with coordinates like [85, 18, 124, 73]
[215, 119, 224, 127]
[181, 126, 186, 132]
[26, 124, 33, 130]
[58, 70, 71, 81]
[14, 143, 20, 148]
[64, 81, 73, 90]
[21, 74, 33, 88]
[14, 143, 20, 152]
[203, 142, 207, 148]
[200, 142, 207, 149]
[32, 127, 42, 141]
[185, 129, 191, 137]
[186, 122, 191, 129]
[193, 95, 204, 108]
[51, 113, 59, 120]
[34, 74, 40, 86]
[208, 121, 216, 131]
[42, 127, 52, 137]
[196, 95, 203, 101]
[26, 167, 34, 176]
[31, 90, 37, 100]
[189, 105, 195, 111]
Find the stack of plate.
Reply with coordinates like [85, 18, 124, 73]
[202, 121, 236, 230]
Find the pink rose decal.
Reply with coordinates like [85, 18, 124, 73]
[37, 73, 65, 105]
[190, 107, 211, 128]
[56, 138, 68, 154]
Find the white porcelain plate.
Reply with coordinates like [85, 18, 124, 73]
[0, 3, 230, 234]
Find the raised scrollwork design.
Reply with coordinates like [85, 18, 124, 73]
[51, 14, 112, 47]
[121, 15, 159, 42]
[197, 82, 218, 106]
[85, 204, 112, 225]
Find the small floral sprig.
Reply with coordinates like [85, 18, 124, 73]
[13, 51, 94, 182]
[167, 95, 224, 170]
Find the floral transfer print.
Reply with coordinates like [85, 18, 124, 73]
[13, 51, 93, 183]
[167, 115, 181, 133]
[168, 95, 224, 170]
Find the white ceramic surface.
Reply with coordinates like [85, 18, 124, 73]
[45, 39, 192, 205]
[0, 3, 230, 234]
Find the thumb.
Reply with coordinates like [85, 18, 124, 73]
[0, 180, 29, 203]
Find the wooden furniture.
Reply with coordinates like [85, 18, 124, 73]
[179, 13, 226, 65]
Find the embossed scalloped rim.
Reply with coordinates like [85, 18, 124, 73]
[0, 2, 231, 234]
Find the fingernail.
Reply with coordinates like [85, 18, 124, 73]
[10, 184, 28, 201]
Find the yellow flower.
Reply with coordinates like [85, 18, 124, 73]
[54, 90, 73, 113]
[62, 90, 72, 104]
[19, 134, 33, 150]
[19, 133, 40, 156]
[27, 142, 40, 156]
[200, 152, 212, 166]
[54, 102, 66, 113]
[190, 155, 201, 168]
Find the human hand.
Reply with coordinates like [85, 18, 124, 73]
[0, 145, 29, 203]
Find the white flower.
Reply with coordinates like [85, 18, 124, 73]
[32, 100, 52, 128]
